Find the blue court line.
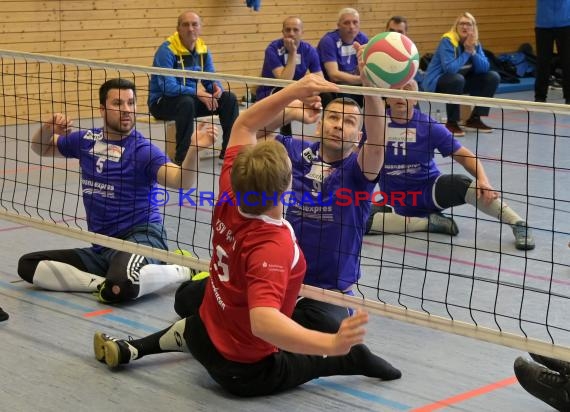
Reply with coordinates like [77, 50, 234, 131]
[313, 379, 411, 410]
[1, 278, 411, 409]
[0, 279, 158, 333]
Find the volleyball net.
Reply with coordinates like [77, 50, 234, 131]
[1, 49, 570, 360]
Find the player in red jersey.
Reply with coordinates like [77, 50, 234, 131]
[92, 74, 400, 396]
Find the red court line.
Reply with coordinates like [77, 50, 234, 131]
[410, 376, 518, 412]
[83, 309, 113, 318]
[364, 239, 570, 286]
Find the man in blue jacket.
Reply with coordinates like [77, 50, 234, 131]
[148, 11, 239, 163]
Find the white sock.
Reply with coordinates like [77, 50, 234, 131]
[369, 212, 429, 233]
[464, 181, 523, 225]
[33, 260, 104, 292]
[136, 264, 191, 298]
[159, 319, 189, 353]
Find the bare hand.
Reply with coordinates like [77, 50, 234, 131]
[294, 74, 339, 99]
[353, 41, 373, 87]
[197, 92, 219, 112]
[476, 180, 499, 205]
[283, 38, 297, 54]
[193, 121, 218, 151]
[329, 310, 368, 356]
[287, 99, 322, 124]
[463, 33, 477, 54]
[212, 83, 223, 99]
[45, 113, 73, 136]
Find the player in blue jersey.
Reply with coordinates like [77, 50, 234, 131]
[256, 16, 323, 136]
[254, 43, 387, 335]
[365, 79, 535, 251]
[17, 78, 217, 303]
[317, 8, 368, 108]
[256, 16, 323, 102]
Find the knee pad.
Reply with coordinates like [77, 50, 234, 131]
[100, 279, 138, 302]
[434, 174, 472, 209]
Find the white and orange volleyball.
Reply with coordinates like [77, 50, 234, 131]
[362, 32, 420, 89]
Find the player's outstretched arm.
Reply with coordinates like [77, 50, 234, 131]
[355, 42, 387, 180]
[451, 146, 498, 205]
[158, 122, 218, 189]
[31, 113, 73, 157]
[255, 98, 324, 140]
[229, 74, 339, 148]
[250, 306, 367, 356]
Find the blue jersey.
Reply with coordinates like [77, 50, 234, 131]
[380, 110, 462, 217]
[277, 135, 377, 292]
[256, 39, 321, 101]
[57, 128, 168, 249]
[317, 30, 368, 83]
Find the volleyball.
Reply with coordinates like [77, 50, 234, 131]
[362, 32, 420, 89]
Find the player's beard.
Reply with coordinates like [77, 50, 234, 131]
[106, 116, 134, 137]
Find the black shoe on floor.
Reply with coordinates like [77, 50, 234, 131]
[514, 356, 570, 411]
[530, 353, 570, 376]
[0, 307, 8, 322]
[93, 332, 138, 368]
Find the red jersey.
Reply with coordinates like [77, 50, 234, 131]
[199, 145, 307, 363]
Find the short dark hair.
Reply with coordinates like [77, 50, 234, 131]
[324, 97, 363, 129]
[99, 78, 137, 105]
[386, 15, 408, 31]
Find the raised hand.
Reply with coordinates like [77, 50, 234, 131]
[329, 310, 368, 356]
[293, 74, 339, 100]
[286, 99, 322, 125]
[193, 121, 219, 151]
[354, 41, 373, 87]
[46, 113, 73, 136]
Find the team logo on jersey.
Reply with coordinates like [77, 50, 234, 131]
[262, 261, 285, 273]
[83, 130, 104, 141]
[386, 126, 417, 143]
[305, 161, 331, 183]
[91, 141, 124, 162]
[302, 147, 317, 163]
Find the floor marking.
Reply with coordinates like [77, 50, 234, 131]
[83, 308, 113, 317]
[410, 376, 518, 411]
[313, 379, 410, 410]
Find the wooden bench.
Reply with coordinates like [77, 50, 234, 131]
[135, 115, 221, 161]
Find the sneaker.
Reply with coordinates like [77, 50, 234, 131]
[174, 249, 199, 279]
[93, 332, 138, 368]
[464, 117, 493, 133]
[93, 281, 119, 304]
[445, 121, 465, 137]
[0, 307, 8, 322]
[530, 353, 570, 376]
[514, 356, 570, 411]
[511, 221, 535, 251]
[428, 213, 459, 236]
[191, 271, 210, 281]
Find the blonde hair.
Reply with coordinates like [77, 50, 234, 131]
[338, 8, 359, 23]
[451, 12, 479, 44]
[231, 141, 291, 215]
